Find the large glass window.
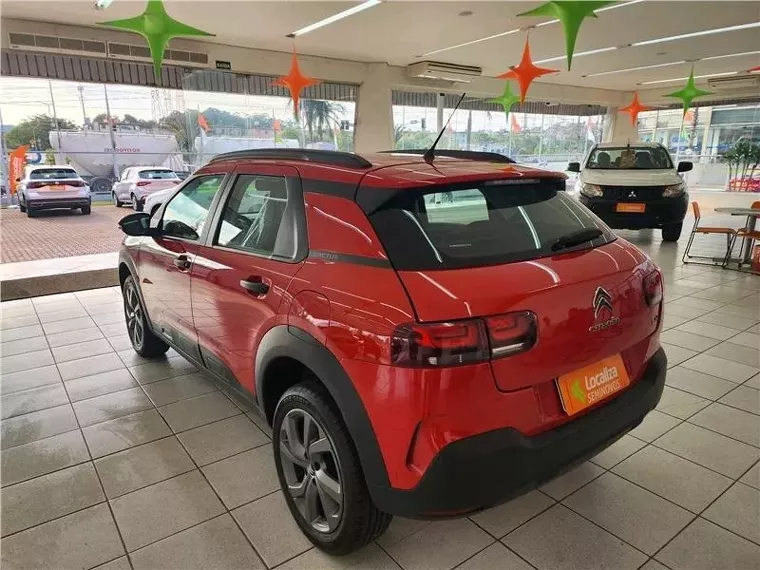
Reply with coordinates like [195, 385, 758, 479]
[392, 92, 607, 174]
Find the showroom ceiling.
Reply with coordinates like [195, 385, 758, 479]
[1, 0, 758, 92]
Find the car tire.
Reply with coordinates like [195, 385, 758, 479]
[150, 204, 161, 217]
[122, 275, 169, 358]
[662, 222, 683, 242]
[131, 194, 143, 212]
[19, 200, 26, 213]
[113, 193, 123, 207]
[273, 381, 392, 555]
[82, 205, 91, 215]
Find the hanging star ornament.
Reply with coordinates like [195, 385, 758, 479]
[619, 91, 653, 127]
[664, 69, 713, 115]
[489, 82, 521, 117]
[274, 50, 321, 119]
[498, 38, 559, 103]
[99, 0, 214, 82]
[518, 1, 616, 70]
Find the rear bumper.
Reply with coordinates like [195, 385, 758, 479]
[581, 196, 687, 229]
[373, 348, 666, 518]
[28, 198, 90, 210]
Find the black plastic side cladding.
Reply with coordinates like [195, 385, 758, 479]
[254, 325, 392, 497]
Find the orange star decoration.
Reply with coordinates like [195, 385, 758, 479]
[619, 92, 654, 127]
[498, 38, 559, 103]
[274, 50, 320, 119]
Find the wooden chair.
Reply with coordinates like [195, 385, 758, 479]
[727, 201, 760, 270]
[682, 201, 736, 266]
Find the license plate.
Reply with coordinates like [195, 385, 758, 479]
[48, 184, 65, 191]
[556, 354, 630, 416]
[616, 203, 646, 213]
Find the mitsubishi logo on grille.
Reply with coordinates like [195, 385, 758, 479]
[627, 190, 638, 198]
[590, 287, 620, 332]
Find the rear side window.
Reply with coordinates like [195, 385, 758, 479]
[368, 181, 614, 270]
[138, 169, 179, 179]
[214, 174, 301, 261]
[30, 168, 78, 180]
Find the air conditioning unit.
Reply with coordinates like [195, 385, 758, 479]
[9, 32, 107, 57]
[707, 74, 760, 92]
[406, 61, 482, 83]
[108, 42, 209, 68]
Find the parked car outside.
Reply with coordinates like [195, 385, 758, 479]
[143, 185, 178, 217]
[112, 167, 180, 211]
[568, 142, 691, 241]
[117, 149, 666, 555]
[17, 165, 91, 217]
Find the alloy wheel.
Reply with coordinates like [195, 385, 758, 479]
[278, 409, 343, 533]
[124, 284, 144, 349]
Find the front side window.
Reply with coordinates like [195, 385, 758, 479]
[162, 175, 224, 240]
[586, 146, 673, 170]
[215, 175, 292, 258]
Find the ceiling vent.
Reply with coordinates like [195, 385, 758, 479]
[707, 74, 760, 92]
[9, 32, 106, 56]
[107, 42, 208, 67]
[406, 61, 482, 83]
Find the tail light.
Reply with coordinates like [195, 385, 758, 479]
[643, 270, 663, 306]
[68, 180, 85, 187]
[391, 311, 537, 367]
[136, 180, 151, 186]
[27, 181, 45, 189]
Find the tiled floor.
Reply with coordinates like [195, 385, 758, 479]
[1, 233, 759, 570]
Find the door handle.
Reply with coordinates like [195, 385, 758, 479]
[173, 255, 191, 271]
[240, 278, 269, 296]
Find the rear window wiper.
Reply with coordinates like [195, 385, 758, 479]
[551, 228, 603, 252]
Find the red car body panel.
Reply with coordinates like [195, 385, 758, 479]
[120, 150, 666, 513]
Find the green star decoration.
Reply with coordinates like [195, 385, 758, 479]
[518, 1, 616, 70]
[489, 81, 521, 117]
[99, 0, 214, 82]
[664, 69, 713, 115]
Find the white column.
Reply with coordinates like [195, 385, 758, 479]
[605, 107, 638, 144]
[353, 63, 394, 153]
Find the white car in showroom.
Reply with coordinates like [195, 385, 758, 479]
[143, 185, 177, 217]
[17, 165, 91, 217]
[112, 167, 180, 211]
[568, 142, 691, 242]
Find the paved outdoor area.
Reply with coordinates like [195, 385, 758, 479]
[0, 205, 126, 263]
[1, 236, 759, 570]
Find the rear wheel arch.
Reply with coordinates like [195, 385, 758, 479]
[255, 325, 392, 495]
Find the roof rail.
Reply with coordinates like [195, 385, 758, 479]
[380, 149, 515, 164]
[207, 148, 373, 169]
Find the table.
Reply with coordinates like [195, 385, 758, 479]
[714, 207, 760, 265]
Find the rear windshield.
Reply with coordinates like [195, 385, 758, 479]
[587, 147, 672, 170]
[139, 170, 178, 179]
[368, 181, 614, 270]
[29, 168, 78, 180]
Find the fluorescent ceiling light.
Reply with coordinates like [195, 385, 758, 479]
[534, 46, 617, 64]
[585, 61, 686, 77]
[585, 51, 760, 78]
[288, 0, 381, 37]
[418, 0, 643, 58]
[639, 71, 738, 85]
[632, 21, 760, 47]
[702, 50, 760, 61]
[419, 28, 520, 58]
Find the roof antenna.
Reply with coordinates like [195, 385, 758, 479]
[423, 92, 467, 165]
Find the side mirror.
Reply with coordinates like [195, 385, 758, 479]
[567, 162, 581, 173]
[119, 212, 157, 236]
[677, 161, 693, 173]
